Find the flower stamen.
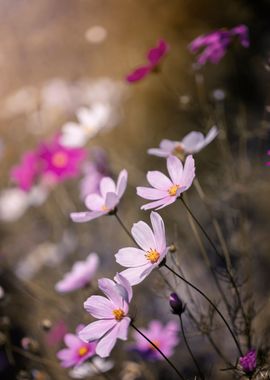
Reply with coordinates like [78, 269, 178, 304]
[113, 308, 125, 321]
[52, 152, 68, 168]
[78, 346, 89, 357]
[168, 184, 180, 196]
[145, 249, 160, 264]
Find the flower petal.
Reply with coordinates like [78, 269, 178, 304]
[98, 278, 122, 306]
[100, 177, 116, 198]
[182, 155, 195, 190]
[136, 186, 167, 200]
[70, 211, 106, 223]
[141, 197, 173, 211]
[131, 221, 155, 251]
[95, 324, 120, 358]
[117, 317, 131, 340]
[105, 192, 119, 209]
[116, 169, 128, 198]
[79, 320, 116, 342]
[167, 156, 183, 184]
[150, 212, 166, 252]
[147, 148, 170, 157]
[120, 264, 152, 286]
[147, 171, 172, 190]
[84, 296, 114, 319]
[85, 194, 104, 211]
[115, 273, 133, 303]
[115, 247, 148, 267]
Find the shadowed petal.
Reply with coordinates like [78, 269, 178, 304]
[98, 278, 122, 306]
[150, 212, 166, 252]
[131, 221, 155, 251]
[120, 264, 152, 286]
[115, 273, 133, 303]
[70, 211, 106, 223]
[79, 320, 115, 342]
[95, 324, 120, 358]
[116, 169, 128, 198]
[85, 194, 104, 211]
[84, 296, 114, 319]
[182, 155, 195, 189]
[117, 317, 131, 340]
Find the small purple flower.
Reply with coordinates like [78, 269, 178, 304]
[130, 320, 179, 360]
[57, 325, 96, 368]
[169, 293, 185, 315]
[115, 212, 167, 285]
[11, 151, 39, 191]
[189, 25, 249, 65]
[148, 127, 218, 159]
[239, 349, 257, 374]
[79, 274, 132, 358]
[137, 155, 195, 210]
[55, 253, 100, 293]
[126, 39, 169, 83]
[71, 169, 128, 223]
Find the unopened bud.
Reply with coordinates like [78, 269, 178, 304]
[169, 293, 185, 315]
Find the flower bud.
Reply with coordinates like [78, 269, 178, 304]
[169, 293, 185, 315]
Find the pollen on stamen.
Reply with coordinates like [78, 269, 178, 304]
[168, 184, 180, 196]
[113, 308, 125, 321]
[145, 249, 160, 264]
[78, 346, 89, 357]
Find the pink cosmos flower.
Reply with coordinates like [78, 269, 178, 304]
[38, 135, 86, 183]
[70, 169, 128, 223]
[57, 325, 96, 368]
[137, 155, 195, 210]
[189, 25, 249, 65]
[148, 126, 218, 159]
[126, 39, 169, 83]
[11, 151, 39, 191]
[79, 274, 132, 358]
[115, 212, 167, 285]
[130, 320, 179, 360]
[55, 253, 100, 293]
[239, 349, 257, 374]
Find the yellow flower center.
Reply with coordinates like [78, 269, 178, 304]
[149, 340, 160, 351]
[78, 346, 89, 357]
[113, 308, 125, 321]
[145, 249, 160, 264]
[168, 184, 180, 196]
[101, 205, 109, 211]
[52, 152, 68, 168]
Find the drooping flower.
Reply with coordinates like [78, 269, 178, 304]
[78, 274, 132, 358]
[11, 151, 39, 191]
[69, 357, 114, 379]
[70, 169, 128, 223]
[239, 349, 257, 374]
[137, 155, 195, 210]
[148, 126, 218, 159]
[130, 320, 179, 360]
[115, 212, 167, 285]
[55, 253, 100, 293]
[189, 25, 249, 65]
[126, 39, 169, 83]
[57, 325, 96, 368]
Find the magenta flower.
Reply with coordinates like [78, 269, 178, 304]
[116, 212, 167, 285]
[189, 25, 249, 65]
[239, 349, 257, 374]
[70, 169, 128, 223]
[126, 39, 169, 83]
[57, 325, 96, 368]
[266, 150, 270, 166]
[38, 135, 86, 183]
[11, 151, 39, 191]
[130, 320, 179, 360]
[78, 274, 132, 358]
[55, 253, 100, 293]
[137, 155, 195, 210]
[46, 320, 68, 347]
[148, 127, 218, 159]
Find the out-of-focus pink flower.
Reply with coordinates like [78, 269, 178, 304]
[11, 151, 39, 191]
[126, 39, 169, 83]
[79, 274, 132, 358]
[189, 25, 249, 65]
[55, 253, 100, 293]
[239, 349, 257, 374]
[71, 169, 128, 223]
[148, 127, 218, 159]
[266, 150, 270, 166]
[130, 320, 179, 360]
[46, 320, 68, 346]
[57, 325, 96, 368]
[137, 155, 195, 210]
[116, 212, 167, 285]
[38, 135, 86, 183]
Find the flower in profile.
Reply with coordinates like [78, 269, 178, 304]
[70, 169, 128, 223]
[116, 212, 167, 285]
[126, 39, 169, 83]
[79, 274, 132, 358]
[55, 253, 100, 293]
[148, 126, 218, 159]
[57, 325, 96, 368]
[11, 151, 39, 191]
[189, 25, 249, 65]
[130, 320, 179, 360]
[239, 349, 257, 374]
[137, 155, 195, 210]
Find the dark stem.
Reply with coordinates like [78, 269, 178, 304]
[163, 263, 243, 356]
[131, 323, 186, 380]
[179, 314, 205, 380]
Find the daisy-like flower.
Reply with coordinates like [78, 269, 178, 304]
[79, 274, 132, 358]
[70, 169, 128, 223]
[55, 253, 100, 293]
[137, 155, 195, 210]
[57, 325, 96, 368]
[115, 212, 167, 285]
[130, 320, 179, 360]
[239, 349, 257, 374]
[148, 127, 218, 160]
[126, 39, 169, 83]
[189, 25, 249, 65]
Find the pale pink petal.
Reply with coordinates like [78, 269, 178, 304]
[136, 186, 167, 200]
[120, 264, 152, 286]
[131, 221, 155, 251]
[147, 148, 170, 157]
[115, 247, 148, 267]
[203, 126, 218, 146]
[98, 278, 122, 306]
[100, 177, 116, 198]
[146, 171, 172, 190]
[104, 192, 118, 209]
[116, 169, 128, 198]
[167, 156, 183, 184]
[85, 252, 100, 277]
[85, 194, 104, 211]
[79, 320, 116, 342]
[155, 196, 176, 210]
[150, 212, 166, 252]
[117, 317, 131, 340]
[182, 155, 195, 190]
[160, 139, 175, 152]
[181, 132, 204, 153]
[115, 273, 133, 303]
[64, 334, 81, 348]
[70, 211, 106, 223]
[141, 197, 172, 211]
[95, 324, 120, 358]
[84, 296, 114, 319]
